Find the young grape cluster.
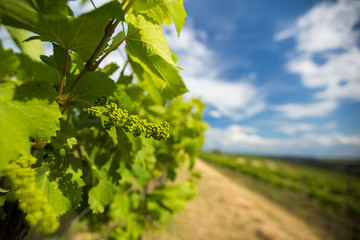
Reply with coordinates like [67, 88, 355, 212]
[87, 96, 170, 141]
[2, 155, 59, 233]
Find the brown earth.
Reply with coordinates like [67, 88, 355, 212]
[145, 159, 330, 240]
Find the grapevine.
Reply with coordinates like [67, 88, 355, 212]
[0, 0, 208, 239]
[88, 96, 170, 140]
[1, 156, 58, 233]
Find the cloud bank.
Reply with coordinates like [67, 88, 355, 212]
[275, 0, 360, 118]
[204, 124, 360, 157]
[165, 25, 265, 120]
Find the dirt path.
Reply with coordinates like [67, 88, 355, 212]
[145, 159, 327, 240]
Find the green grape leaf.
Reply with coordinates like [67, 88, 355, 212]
[109, 190, 130, 220]
[128, 59, 163, 105]
[132, 163, 151, 187]
[71, 71, 116, 107]
[0, 0, 124, 61]
[13, 80, 58, 102]
[40, 43, 71, 74]
[82, 1, 124, 19]
[132, 0, 172, 25]
[29, 0, 69, 17]
[101, 62, 119, 76]
[149, 55, 188, 99]
[0, 82, 61, 169]
[88, 178, 116, 213]
[147, 201, 172, 224]
[134, 138, 156, 166]
[144, 72, 164, 104]
[132, 0, 186, 35]
[0, 194, 6, 219]
[6, 27, 44, 59]
[35, 155, 85, 216]
[163, 0, 187, 36]
[126, 13, 174, 68]
[129, 55, 187, 102]
[0, 0, 68, 34]
[100, 115, 118, 145]
[109, 85, 137, 114]
[148, 180, 197, 212]
[105, 31, 126, 53]
[83, 146, 102, 186]
[147, 105, 167, 115]
[0, 48, 20, 77]
[15, 54, 61, 86]
[117, 161, 133, 184]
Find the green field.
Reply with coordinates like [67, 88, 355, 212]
[199, 151, 360, 240]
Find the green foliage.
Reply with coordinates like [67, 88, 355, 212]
[6, 27, 44, 59]
[0, 48, 20, 76]
[132, 0, 187, 36]
[0, 82, 61, 168]
[35, 154, 86, 216]
[0, 1, 207, 239]
[0, 0, 124, 61]
[126, 13, 188, 101]
[71, 72, 117, 107]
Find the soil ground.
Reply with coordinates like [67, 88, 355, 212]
[144, 159, 331, 240]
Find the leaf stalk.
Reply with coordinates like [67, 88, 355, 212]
[91, 37, 126, 71]
[57, 49, 69, 104]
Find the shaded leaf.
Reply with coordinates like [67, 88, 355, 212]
[88, 178, 116, 213]
[0, 48, 20, 77]
[109, 190, 130, 220]
[6, 27, 44, 59]
[101, 62, 119, 76]
[16, 53, 61, 86]
[0, 0, 124, 61]
[0, 82, 61, 169]
[35, 155, 85, 216]
[40, 43, 71, 74]
[71, 71, 116, 107]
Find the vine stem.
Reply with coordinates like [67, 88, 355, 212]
[91, 37, 126, 71]
[62, 19, 120, 109]
[61, 0, 133, 112]
[57, 49, 69, 104]
[123, 0, 136, 14]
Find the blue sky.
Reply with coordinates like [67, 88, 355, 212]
[2, 0, 359, 158]
[164, 0, 360, 158]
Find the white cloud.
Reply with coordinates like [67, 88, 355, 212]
[209, 110, 221, 118]
[204, 124, 360, 157]
[275, 0, 360, 118]
[275, 0, 360, 52]
[274, 100, 337, 119]
[186, 76, 265, 120]
[304, 133, 360, 146]
[276, 122, 315, 135]
[287, 47, 360, 101]
[324, 121, 337, 129]
[165, 25, 265, 120]
[165, 25, 215, 78]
